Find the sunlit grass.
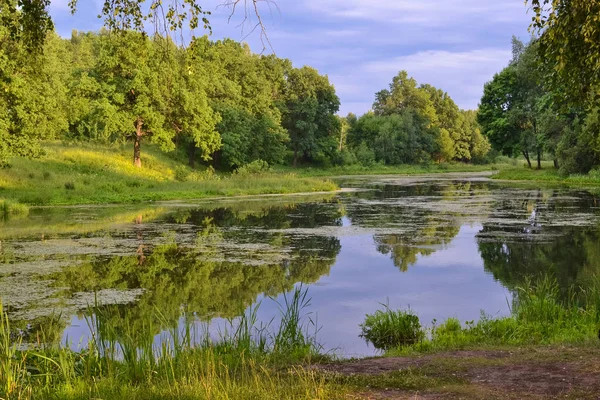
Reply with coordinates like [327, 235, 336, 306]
[0, 142, 338, 206]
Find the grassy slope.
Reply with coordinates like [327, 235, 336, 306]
[0, 142, 338, 206]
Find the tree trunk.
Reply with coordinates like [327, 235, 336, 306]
[537, 150, 542, 170]
[188, 142, 196, 168]
[293, 149, 298, 168]
[133, 118, 143, 168]
[523, 150, 532, 169]
[553, 159, 559, 169]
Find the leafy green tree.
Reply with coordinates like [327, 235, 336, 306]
[280, 66, 340, 167]
[527, 0, 600, 108]
[0, 5, 68, 165]
[92, 32, 174, 167]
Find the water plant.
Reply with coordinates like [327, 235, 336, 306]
[359, 304, 424, 350]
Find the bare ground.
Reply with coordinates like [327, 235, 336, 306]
[317, 346, 600, 399]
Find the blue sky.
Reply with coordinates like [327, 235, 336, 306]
[50, 0, 533, 115]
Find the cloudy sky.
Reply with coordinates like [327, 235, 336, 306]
[50, 0, 533, 115]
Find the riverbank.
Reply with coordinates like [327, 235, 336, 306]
[0, 143, 338, 206]
[493, 166, 600, 186]
[4, 278, 600, 399]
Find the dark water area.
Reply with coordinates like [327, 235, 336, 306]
[2, 173, 600, 357]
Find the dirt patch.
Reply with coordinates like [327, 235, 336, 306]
[469, 362, 600, 397]
[321, 348, 600, 399]
[346, 390, 450, 399]
[319, 351, 509, 375]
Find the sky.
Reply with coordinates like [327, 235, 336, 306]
[49, 0, 533, 116]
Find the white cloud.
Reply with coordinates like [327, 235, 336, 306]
[364, 48, 511, 108]
[332, 48, 511, 115]
[303, 0, 528, 26]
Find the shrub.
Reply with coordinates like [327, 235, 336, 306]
[174, 165, 190, 182]
[354, 142, 376, 166]
[64, 182, 75, 190]
[235, 160, 271, 176]
[360, 305, 424, 350]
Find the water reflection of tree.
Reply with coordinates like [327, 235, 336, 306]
[478, 227, 600, 297]
[46, 201, 342, 343]
[375, 223, 460, 272]
[477, 188, 600, 298]
[347, 182, 486, 271]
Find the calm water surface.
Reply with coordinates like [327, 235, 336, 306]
[2, 173, 600, 356]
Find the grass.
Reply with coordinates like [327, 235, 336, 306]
[0, 287, 345, 400]
[0, 142, 338, 206]
[362, 276, 600, 356]
[0, 199, 29, 219]
[274, 162, 502, 178]
[493, 163, 600, 186]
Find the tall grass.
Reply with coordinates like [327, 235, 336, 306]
[364, 276, 600, 355]
[0, 199, 29, 220]
[0, 288, 340, 400]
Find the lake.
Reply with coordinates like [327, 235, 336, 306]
[2, 172, 600, 357]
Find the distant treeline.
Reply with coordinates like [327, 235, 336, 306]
[0, 27, 491, 170]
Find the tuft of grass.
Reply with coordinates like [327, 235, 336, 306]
[0, 199, 29, 219]
[359, 305, 424, 350]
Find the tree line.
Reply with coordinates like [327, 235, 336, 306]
[0, 25, 344, 170]
[1, 29, 491, 170]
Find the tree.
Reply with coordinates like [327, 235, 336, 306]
[527, 0, 600, 107]
[280, 66, 340, 167]
[0, 5, 69, 165]
[479, 38, 544, 168]
[93, 32, 174, 167]
[158, 37, 221, 167]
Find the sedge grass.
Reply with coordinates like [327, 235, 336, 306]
[0, 287, 343, 400]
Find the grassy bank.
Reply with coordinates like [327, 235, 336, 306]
[0, 142, 337, 206]
[3, 278, 600, 399]
[360, 276, 600, 356]
[494, 166, 600, 186]
[0, 288, 343, 400]
[274, 162, 501, 177]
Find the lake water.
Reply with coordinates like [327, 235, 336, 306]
[2, 172, 600, 357]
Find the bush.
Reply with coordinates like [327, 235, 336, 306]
[64, 182, 75, 190]
[174, 165, 190, 182]
[354, 142, 376, 166]
[360, 305, 424, 350]
[235, 160, 271, 176]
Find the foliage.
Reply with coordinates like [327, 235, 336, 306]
[235, 159, 271, 176]
[360, 305, 424, 350]
[349, 71, 489, 166]
[526, 0, 600, 107]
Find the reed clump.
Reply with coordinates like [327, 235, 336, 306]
[0, 287, 341, 400]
